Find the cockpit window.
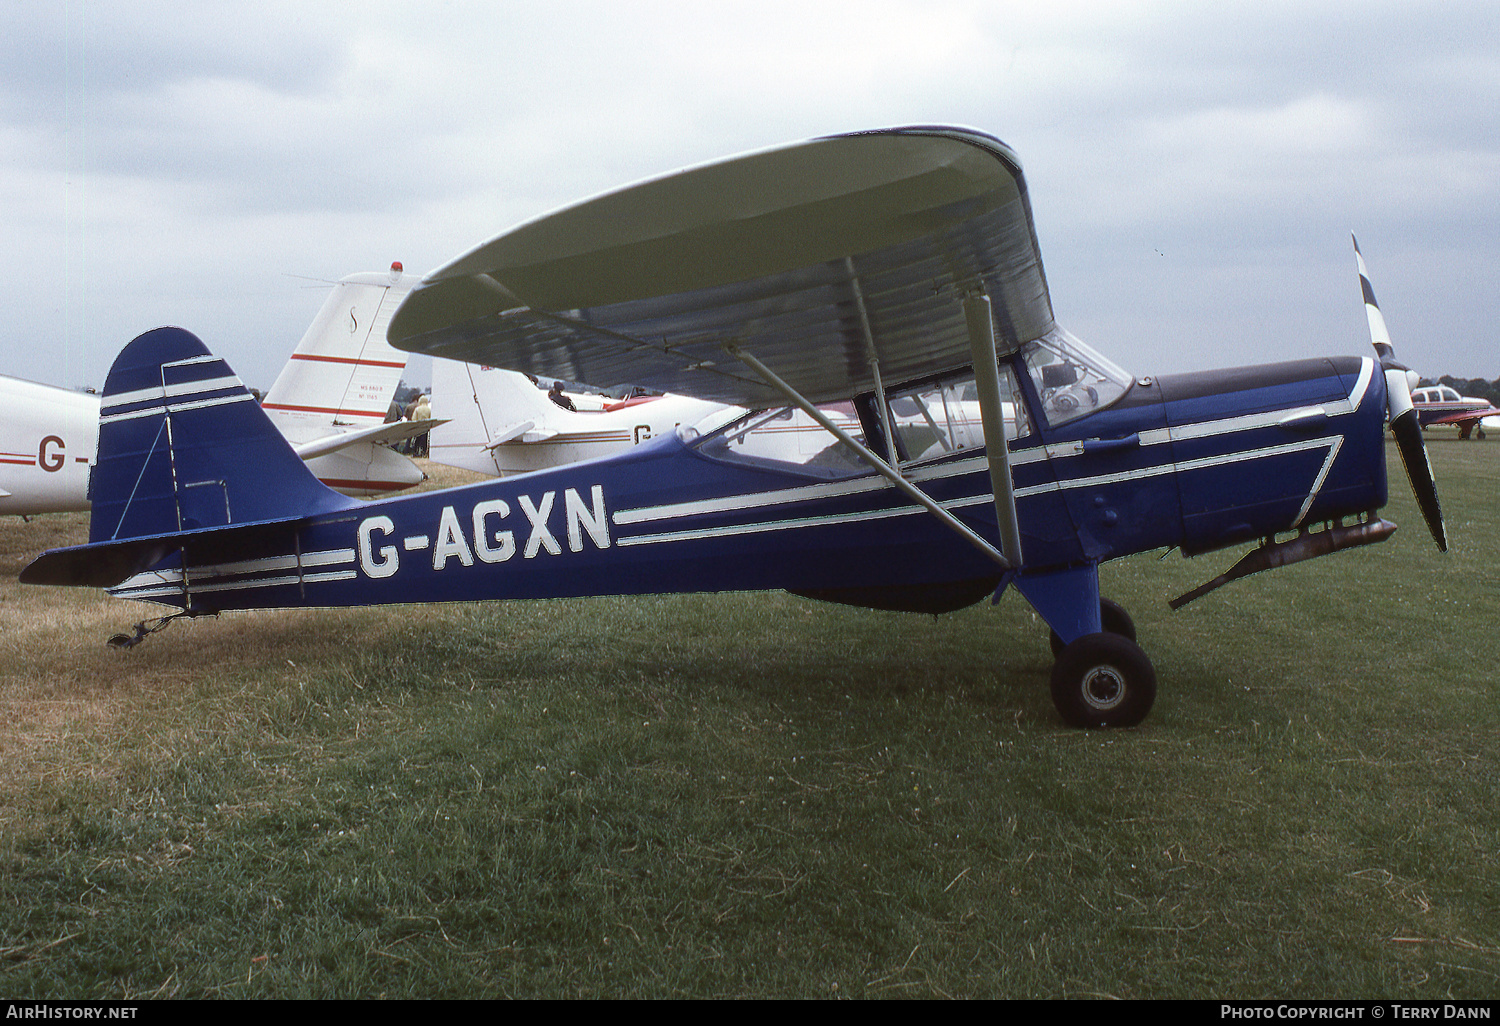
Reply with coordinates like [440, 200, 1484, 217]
[1021, 327, 1132, 427]
[885, 367, 1031, 464]
[689, 404, 871, 480]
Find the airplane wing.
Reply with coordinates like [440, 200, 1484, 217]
[1428, 407, 1500, 426]
[290, 417, 448, 462]
[388, 127, 1054, 407]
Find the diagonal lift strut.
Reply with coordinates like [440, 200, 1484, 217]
[722, 289, 1024, 572]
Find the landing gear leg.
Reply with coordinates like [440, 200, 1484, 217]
[1010, 565, 1158, 728]
[1049, 597, 1135, 657]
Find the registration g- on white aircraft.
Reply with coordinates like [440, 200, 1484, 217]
[0, 375, 99, 516]
[22, 127, 1446, 728]
[0, 263, 434, 516]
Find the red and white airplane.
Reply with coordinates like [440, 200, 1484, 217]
[1409, 383, 1500, 440]
[0, 376, 99, 516]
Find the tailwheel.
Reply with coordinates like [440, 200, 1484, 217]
[1050, 631, 1156, 728]
[1048, 597, 1135, 658]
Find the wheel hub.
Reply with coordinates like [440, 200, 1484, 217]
[1080, 664, 1126, 711]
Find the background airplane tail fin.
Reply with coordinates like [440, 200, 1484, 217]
[429, 360, 561, 473]
[261, 265, 414, 436]
[89, 327, 357, 545]
[258, 266, 429, 496]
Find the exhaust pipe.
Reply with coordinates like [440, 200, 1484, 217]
[1169, 517, 1396, 610]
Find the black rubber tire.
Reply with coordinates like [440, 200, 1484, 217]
[1050, 631, 1157, 728]
[1048, 597, 1135, 658]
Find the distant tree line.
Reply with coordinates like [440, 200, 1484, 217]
[1422, 375, 1500, 406]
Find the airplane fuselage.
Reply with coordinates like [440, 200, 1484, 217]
[25, 129, 1431, 731]
[0, 376, 98, 516]
[108, 353, 1389, 616]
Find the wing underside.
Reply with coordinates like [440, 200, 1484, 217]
[388, 127, 1055, 406]
[1430, 407, 1500, 426]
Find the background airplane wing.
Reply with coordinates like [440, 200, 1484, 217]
[290, 417, 448, 461]
[388, 127, 1054, 407]
[1429, 407, 1500, 426]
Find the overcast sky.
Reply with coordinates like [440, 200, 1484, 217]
[4, 0, 1496, 393]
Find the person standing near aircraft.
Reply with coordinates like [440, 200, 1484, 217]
[412, 395, 431, 457]
[548, 382, 576, 411]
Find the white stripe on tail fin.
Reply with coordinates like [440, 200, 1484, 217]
[22, 327, 359, 591]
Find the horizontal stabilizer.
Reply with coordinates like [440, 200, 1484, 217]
[485, 420, 540, 446]
[292, 417, 447, 461]
[22, 516, 312, 589]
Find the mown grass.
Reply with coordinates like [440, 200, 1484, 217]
[0, 449, 1496, 998]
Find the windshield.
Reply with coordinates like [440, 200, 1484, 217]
[1021, 327, 1133, 427]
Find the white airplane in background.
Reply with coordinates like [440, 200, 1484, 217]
[428, 358, 728, 476]
[0, 376, 99, 516]
[262, 263, 438, 495]
[429, 357, 1029, 478]
[0, 263, 437, 516]
[1409, 382, 1500, 440]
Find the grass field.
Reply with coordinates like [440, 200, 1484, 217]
[1, 445, 1496, 999]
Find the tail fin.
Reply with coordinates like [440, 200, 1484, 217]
[429, 360, 562, 474]
[256, 265, 427, 496]
[90, 327, 356, 544]
[262, 266, 414, 437]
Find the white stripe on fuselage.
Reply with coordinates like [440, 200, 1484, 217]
[111, 546, 357, 599]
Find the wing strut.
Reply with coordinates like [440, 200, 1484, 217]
[723, 343, 1015, 571]
[845, 258, 900, 463]
[963, 292, 1024, 568]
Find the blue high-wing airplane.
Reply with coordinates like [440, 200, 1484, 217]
[21, 127, 1446, 728]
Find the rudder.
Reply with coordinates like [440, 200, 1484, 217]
[91, 327, 356, 544]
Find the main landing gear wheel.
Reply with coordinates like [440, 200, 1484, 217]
[1048, 597, 1135, 658]
[1050, 631, 1157, 729]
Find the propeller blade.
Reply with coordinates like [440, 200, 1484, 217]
[1354, 234, 1448, 552]
[1389, 406, 1448, 552]
[1353, 234, 1394, 360]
